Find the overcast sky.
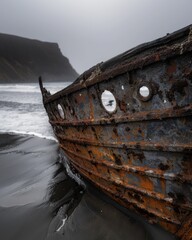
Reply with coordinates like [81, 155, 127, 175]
[0, 0, 192, 74]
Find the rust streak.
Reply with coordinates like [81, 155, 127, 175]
[50, 104, 192, 126]
[58, 136, 192, 152]
[60, 144, 192, 184]
[70, 159, 181, 226]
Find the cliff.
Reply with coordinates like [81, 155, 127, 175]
[0, 33, 79, 83]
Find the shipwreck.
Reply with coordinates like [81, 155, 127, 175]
[40, 25, 192, 239]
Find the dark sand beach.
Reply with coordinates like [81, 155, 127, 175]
[0, 133, 81, 240]
[0, 133, 177, 240]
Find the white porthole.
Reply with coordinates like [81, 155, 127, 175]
[101, 90, 117, 113]
[139, 86, 150, 98]
[57, 104, 65, 119]
[138, 83, 153, 101]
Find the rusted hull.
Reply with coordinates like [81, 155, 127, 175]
[40, 25, 192, 239]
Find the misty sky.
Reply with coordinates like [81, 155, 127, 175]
[0, 0, 192, 74]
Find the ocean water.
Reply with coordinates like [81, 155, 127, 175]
[0, 82, 71, 139]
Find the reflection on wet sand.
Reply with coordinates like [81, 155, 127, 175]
[0, 134, 177, 240]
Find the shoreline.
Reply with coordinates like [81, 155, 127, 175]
[0, 132, 82, 240]
[0, 132, 59, 206]
[0, 130, 57, 142]
[0, 133, 177, 240]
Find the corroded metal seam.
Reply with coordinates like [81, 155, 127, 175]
[50, 104, 192, 126]
[77, 163, 183, 236]
[95, 180, 180, 235]
[58, 136, 192, 152]
[60, 144, 191, 184]
[176, 214, 192, 239]
[61, 145, 192, 212]
[68, 158, 181, 226]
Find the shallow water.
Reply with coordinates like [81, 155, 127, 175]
[0, 133, 82, 240]
[0, 82, 70, 139]
[0, 83, 177, 240]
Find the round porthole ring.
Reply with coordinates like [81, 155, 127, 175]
[100, 90, 117, 114]
[57, 103, 65, 119]
[137, 83, 153, 102]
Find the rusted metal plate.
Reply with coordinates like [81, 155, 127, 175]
[40, 25, 192, 239]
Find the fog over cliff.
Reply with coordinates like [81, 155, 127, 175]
[0, 33, 79, 83]
[1, 0, 191, 73]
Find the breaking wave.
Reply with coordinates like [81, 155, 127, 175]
[0, 82, 71, 141]
[0, 130, 57, 142]
[0, 82, 71, 94]
[0, 84, 40, 93]
[0, 100, 42, 111]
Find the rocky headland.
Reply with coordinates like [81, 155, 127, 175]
[0, 33, 78, 83]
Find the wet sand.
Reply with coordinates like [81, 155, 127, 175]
[0, 133, 81, 240]
[0, 133, 177, 240]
